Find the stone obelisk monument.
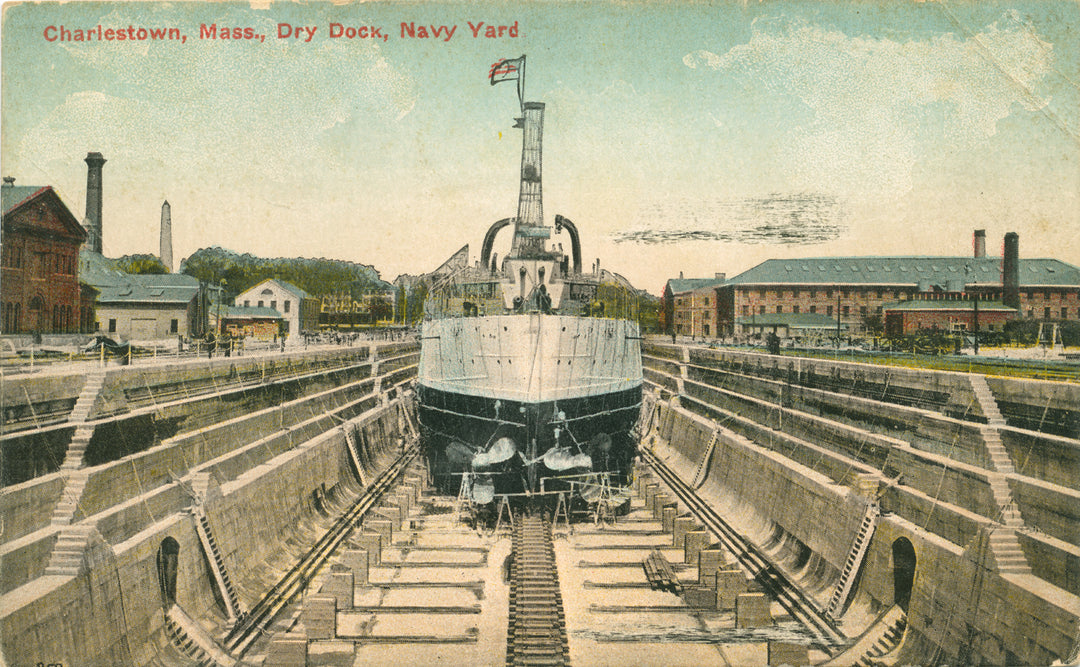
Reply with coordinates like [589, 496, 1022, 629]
[160, 200, 173, 272]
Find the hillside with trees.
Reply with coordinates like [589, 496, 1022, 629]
[180, 246, 392, 298]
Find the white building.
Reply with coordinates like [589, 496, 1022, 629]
[234, 279, 319, 340]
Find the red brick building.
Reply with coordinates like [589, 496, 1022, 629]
[662, 274, 726, 337]
[883, 300, 1016, 336]
[714, 236, 1080, 338]
[1, 181, 87, 334]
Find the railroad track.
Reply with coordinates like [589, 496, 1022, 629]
[224, 444, 419, 657]
[641, 448, 847, 653]
[506, 512, 570, 666]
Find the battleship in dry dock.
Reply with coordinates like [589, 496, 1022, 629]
[416, 57, 643, 501]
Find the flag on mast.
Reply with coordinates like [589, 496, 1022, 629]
[489, 57, 524, 85]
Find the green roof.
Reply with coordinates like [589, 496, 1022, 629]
[883, 300, 1017, 312]
[735, 313, 848, 329]
[666, 277, 726, 294]
[80, 250, 200, 304]
[727, 257, 1080, 288]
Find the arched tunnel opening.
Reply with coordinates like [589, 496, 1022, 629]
[892, 537, 917, 613]
[157, 536, 180, 607]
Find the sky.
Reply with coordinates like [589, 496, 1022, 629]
[2, 0, 1078, 295]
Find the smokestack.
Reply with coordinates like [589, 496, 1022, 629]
[159, 200, 173, 272]
[973, 229, 986, 258]
[84, 152, 106, 254]
[1003, 232, 1020, 309]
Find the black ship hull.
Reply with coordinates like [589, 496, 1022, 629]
[417, 383, 641, 495]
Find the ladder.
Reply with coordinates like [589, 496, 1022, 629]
[191, 507, 243, 621]
[826, 503, 880, 620]
[342, 424, 367, 486]
[691, 430, 718, 489]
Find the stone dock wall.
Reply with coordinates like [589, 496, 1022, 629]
[0, 343, 418, 666]
[643, 342, 1079, 665]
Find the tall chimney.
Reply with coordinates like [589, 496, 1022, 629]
[159, 200, 173, 272]
[1003, 232, 1020, 309]
[510, 102, 548, 259]
[84, 152, 106, 254]
[973, 229, 986, 258]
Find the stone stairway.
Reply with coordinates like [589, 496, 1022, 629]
[165, 604, 236, 667]
[43, 524, 95, 576]
[49, 371, 108, 526]
[969, 374, 1032, 576]
[855, 611, 907, 667]
[189, 472, 212, 504]
[68, 369, 106, 424]
[969, 373, 1006, 426]
[988, 514, 1032, 575]
[50, 469, 90, 526]
[191, 507, 244, 620]
[826, 503, 880, 620]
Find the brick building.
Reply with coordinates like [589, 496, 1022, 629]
[718, 255, 1079, 337]
[1, 180, 87, 334]
[662, 274, 725, 336]
[883, 300, 1016, 336]
[663, 233, 1080, 340]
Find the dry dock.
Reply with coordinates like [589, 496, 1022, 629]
[1, 340, 1077, 665]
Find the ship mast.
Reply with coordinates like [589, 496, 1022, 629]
[490, 55, 550, 260]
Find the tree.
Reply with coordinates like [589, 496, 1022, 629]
[180, 246, 390, 300]
[862, 313, 883, 337]
[116, 254, 168, 274]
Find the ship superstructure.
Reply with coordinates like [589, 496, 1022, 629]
[416, 57, 643, 497]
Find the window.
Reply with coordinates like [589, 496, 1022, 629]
[842, 306, 850, 316]
[1062, 308, 1068, 319]
[759, 289, 766, 298]
[284, 300, 291, 313]
[1044, 307, 1051, 319]
[841, 290, 849, 299]
[775, 305, 783, 313]
[827, 305, 833, 316]
[742, 305, 749, 316]
[244, 300, 250, 307]
[271, 300, 277, 310]
[861, 306, 868, 316]
[809, 290, 817, 299]
[809, 305, 816, 314]
[108, 319, 116, 333]
[258, 300, 264, 307]
[793, 305, 800, 314]
[792, 289, 800, 298]
[704, 324, 710, 336]
[703, 298, 709, 306]
[759, 305, 765, 315]
[826, 289, 833, 299]
[170, 319, 179, 334]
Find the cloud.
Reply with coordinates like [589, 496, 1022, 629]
[612, 193, 845, 245]
[684, 13, 1057, 200]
